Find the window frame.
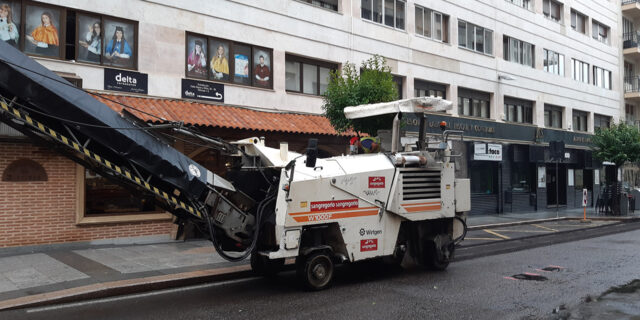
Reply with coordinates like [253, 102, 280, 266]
[570, 9, 587, 34]
[542, 0, 562, 23]
[543, 49, 564, 76]
[592, 66, 612, 90]
[506, 0, 532, 11]
[458, 88, 491, 119]
[75, 165, 171, 225]
[594, 114, 611, 129]
[572, 110, 588, 132]
[503, 36, 534, 67]
[414, 79, 447, 99]
[571, 58, 589, 83]
[185, 32, 274, 90]
[415, 5, 449, 43]
[458, 20, 493, 55]
[285, 54, 338, 96]
[297, 0, 339, 12]
[592, 20, 609, 44]
[361, 0, 406, 30]
[504, 97, 533, 124]
[544, 104, 563, 129]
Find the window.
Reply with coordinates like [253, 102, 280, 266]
[503, 36, 534, 67]
[592, 20, 609, 44]
[415, 6, 449, 42]
[574, 169, 584, 190]
[511, 163, 533, 192]
[414, 79, 446, 99]
[593, 66, 611, 90]
[392, 75, 403, 99]
[504, 97, 533, 124]
[506, 0, 531, 10]
[285, 55, 338, 96]
[458, 88, 490, 118]
[571, 10, 587, 34]
[543, 49, 564, 76]
[361, 0, 405, 30]
[1, 2, 138, 69]
[544, 104, 563, 128]
[572, 59, 589, 83]
[572, 110, 588, 132]
[299, 0, 338, 11]
[594, 114, 611, 129]
[543, 0, 562, 22]
[186, 32, 273, 89]
[623, 18, 634, 49]
[458, 20, 493, 55]
[470, 162, 497, 194]
[626, 104, 635, 123]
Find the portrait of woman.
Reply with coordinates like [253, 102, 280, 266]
[25, 8, 59, 57]
[105, 26, 132, 65]
[186, 36, 207, 78]
[209, 40, 229, 81]
[0, 2, 19, 47]
[78, 17, 101, 63]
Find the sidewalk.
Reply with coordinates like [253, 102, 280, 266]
[0, 207, 637, 311]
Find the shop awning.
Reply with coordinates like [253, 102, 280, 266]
[94, 93, 348, 136]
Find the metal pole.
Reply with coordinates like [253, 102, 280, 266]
[556, 158, 560, 219]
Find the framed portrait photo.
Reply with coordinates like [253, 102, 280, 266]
[186, 34, 208, 79]
[0, 1, 21, 49]
[208, 38, 230, 82]
[103, 18, 136, 69]
[232, 43, 251, 85]
[252, 48, 272, 89]
[76, 14, 101, 64]
[24, 4, 61, 57]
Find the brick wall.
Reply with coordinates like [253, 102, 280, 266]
[0, 141, 172, 248]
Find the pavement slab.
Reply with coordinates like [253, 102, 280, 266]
[0, 254, 88, 293]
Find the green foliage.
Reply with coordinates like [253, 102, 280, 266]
[591, 122, 640, 167]
[322, 55, 398, 135]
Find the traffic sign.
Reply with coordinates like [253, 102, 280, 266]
[582, 189, 588, 207]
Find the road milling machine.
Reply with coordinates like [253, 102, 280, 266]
[0, 40, 469, 290]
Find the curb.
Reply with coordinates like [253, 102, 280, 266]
[467, 215, 640, 231]
[0, 264, 254, 311]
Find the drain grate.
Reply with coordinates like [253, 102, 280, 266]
[537, 265, 565, 273]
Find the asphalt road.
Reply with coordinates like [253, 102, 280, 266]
[5, 223, 640, 320]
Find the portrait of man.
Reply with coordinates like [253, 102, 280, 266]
[24, 5, 60, 57]
[253, 49, 271, 88]
[209, 39, 229, 81]
[0, 1, 20, 48]
[186, 35, 207, 78]
[103, 19, 135, 69]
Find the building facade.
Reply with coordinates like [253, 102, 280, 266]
[0, 0, 623, 247]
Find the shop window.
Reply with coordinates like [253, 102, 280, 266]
[458, 88, 490, 118]
[185, 32, 273, 89]
[511, 163, 532, 192]
[361, 0, 405, 30]
[544, 104, 563, 128]
[470, 162, 497, 194]
[504, 97, 533, 124]
[414, 79, 446, 99]
[0, 1, 138, 69]
[415, 6, 449, 43]
[285, 54, 338, 96]
[76, 165, 170, 224]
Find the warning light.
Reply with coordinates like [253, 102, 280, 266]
[439, 121, 447, 131]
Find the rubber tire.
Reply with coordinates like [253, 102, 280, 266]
[297, 252, 334, 291]
[250, 254, 285, 277]
[425, 240, 451, 271]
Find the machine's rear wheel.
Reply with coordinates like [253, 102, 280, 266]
[297, 252, 334, 291]
[250, 253, 284, 277]
[425, 234, 454, 271]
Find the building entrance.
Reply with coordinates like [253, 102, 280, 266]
[547, 164, 567, 206]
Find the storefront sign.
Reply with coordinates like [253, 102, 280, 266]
[181, 79, 224, 103]
[474, 143, 502, 161]
[104, 68, 148, 94]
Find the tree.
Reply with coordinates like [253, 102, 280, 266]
[591, 122, 640, 214]
[322, 55, 398, 136]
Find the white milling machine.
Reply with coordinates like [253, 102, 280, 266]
[243, 97, 470, 290]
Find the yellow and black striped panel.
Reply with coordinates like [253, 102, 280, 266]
[0, 100, 203, 219]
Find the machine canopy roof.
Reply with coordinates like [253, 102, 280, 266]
[344, 97, 452, 119]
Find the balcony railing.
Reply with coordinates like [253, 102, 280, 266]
[623, 0, 640, 5]
[623, 32, 640, 49]
[625, 76, 640, 93]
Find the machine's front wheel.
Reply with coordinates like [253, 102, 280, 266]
[250, 254, 284, 277]
[297, 252, 334, 291]
[425, 234, 454, 271]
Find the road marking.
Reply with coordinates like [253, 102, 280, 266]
[464, 237, 502, 241]
[25, 277, 260, 313]
[483, 229, 510, 240]
[491, 229, 549, 233]
[532, 224, 558, 232]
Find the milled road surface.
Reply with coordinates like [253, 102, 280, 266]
[5, 228, 640, 320]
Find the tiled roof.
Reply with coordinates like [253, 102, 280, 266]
[93, 93, 347, 136]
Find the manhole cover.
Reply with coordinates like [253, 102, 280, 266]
[506, 272, 548, 281]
